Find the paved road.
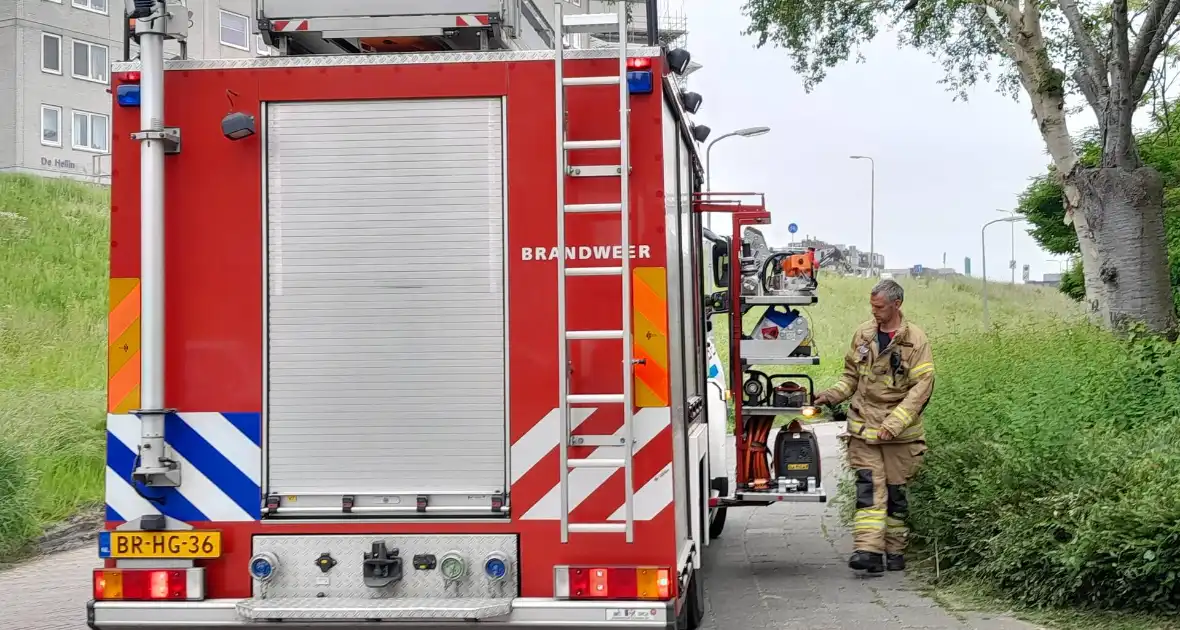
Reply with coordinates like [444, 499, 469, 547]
[1, 424, 1038, 630]
[698, 423, 1039, 629]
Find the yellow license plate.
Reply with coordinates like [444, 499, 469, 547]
[787, 463, 810, 471]
[107, 531, 222, 559]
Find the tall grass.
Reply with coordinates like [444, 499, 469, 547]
[0, 174, 108, 559]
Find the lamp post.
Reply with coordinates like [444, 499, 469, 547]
[982, 215, 1022, 327]
[850, 155, 875, 276]
[704, 126, 771, 229]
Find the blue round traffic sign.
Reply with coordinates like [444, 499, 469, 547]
[788, 223, 798, 234]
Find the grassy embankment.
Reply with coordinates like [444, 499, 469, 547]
[0, 174, 108, 560]
[714, 273, 1180, 628]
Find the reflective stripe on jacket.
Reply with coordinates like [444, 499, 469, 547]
[818, 317, 934, 444]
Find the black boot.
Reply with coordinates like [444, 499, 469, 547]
[886, 553, 905, 571]
[848, 550, 884, 573]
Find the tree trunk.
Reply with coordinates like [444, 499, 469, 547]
[1070, 166, 1176, 332]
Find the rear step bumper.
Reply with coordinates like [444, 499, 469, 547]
[87, 597, 676, 629]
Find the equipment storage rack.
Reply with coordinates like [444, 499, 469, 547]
[693, 192, 827, 509]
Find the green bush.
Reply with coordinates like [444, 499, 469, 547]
[907, 321, 1180, 612]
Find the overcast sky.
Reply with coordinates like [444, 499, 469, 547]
[677, 0, 1079, 282]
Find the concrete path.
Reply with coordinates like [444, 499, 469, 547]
[698, 423, 1040, 629]
[0, 423, 1039, 629]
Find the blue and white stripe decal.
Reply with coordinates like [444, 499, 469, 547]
[105, 412, 262, 522]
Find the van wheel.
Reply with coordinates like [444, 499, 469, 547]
[708, 507, 727, 539]
[686, 569, 705, 629]
[675, 569, 704, 629]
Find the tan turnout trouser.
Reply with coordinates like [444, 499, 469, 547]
[846, 436, 928, 555]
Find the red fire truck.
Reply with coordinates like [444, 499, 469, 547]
[90, 1, 828, 628]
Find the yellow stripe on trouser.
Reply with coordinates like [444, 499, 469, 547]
[632, 267, 669, 407]
[885, 515, 909, 554]
[853, 508, 886, 532]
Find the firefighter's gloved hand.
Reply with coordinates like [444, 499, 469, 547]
[813, 391, 834, 406]
[878, 417, 905, 441]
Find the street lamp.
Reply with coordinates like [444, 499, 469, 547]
[850, 155, 875, 276]
[982, 215, 1023, 327]
[704, 126, 771, 228]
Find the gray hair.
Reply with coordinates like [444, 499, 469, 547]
[871, 279, 904, 303]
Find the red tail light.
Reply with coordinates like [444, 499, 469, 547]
[93, 568, 205, 601]
[117, 71, 141, 83]
[556, 566, 673, 600]
[626, 57, 652, 70]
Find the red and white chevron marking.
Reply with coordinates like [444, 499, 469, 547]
[510, 407, 673, 522]
[271, 20, 310, 32]
[455, 14, 491, 27]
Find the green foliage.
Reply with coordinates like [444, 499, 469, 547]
[0, 174, 108, 559]
[907, 322, 1180, 612]
[1016, 172, 1079, 256]
[1058, 257, 1086, 302]
[741, 0, 1016, 100]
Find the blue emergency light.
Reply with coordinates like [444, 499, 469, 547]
[117, 83, 141, 107]
[626, 57, 654, 95]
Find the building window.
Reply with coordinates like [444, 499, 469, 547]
[42, 33, 62, 74]
[72, 0, 108, 14]
[41, 105, 62, 147]
[72, 110, 109, 153]
[219, 10, 249, 50]
[72, 40, 109, 83]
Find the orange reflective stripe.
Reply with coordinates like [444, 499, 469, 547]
[632, 267, 669, 407]
[108, 278, 141, 413]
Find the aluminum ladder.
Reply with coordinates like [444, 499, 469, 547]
[553, 0, 635, 544]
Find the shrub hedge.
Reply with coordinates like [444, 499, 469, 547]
[906, 321, 1180, 612]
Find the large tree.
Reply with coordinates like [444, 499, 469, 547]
[742, 0, 1178, 331]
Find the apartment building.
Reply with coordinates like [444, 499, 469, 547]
[0, 0, 260, 183]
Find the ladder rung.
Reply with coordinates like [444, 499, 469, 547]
[565, 203, 621, 214]
[562, 13, 622, 34]
[568, 523, 628, 534]
[570, 434, 627, 447]
[567, 330, 624, 340]
[568, 393, 624, 404]
[566, 266, 622, 277]
[569, 165, 625, 178]
[563, 76, 622, 87]
[569, 458, 625, 468]
[565, 140, 621, 150]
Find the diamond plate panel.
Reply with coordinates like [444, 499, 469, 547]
[252, 534, 518, 600]
[237, 596, 513, 620]
[110, 47, 663, 73]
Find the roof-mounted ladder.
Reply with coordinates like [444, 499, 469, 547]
[553, 0, 634, 544]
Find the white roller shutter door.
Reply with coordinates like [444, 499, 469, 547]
[265, 98, 506, 498]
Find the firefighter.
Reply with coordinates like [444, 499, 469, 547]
[813, 279, 935, 574]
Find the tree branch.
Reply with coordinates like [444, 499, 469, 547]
[979, 0, 1021, 22]
[1130, 0, 1180, 101]
[975, 5, 1018, 58]
[1057, 0, 1110, 90]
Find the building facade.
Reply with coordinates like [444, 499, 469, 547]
[0, 0, 260, 184]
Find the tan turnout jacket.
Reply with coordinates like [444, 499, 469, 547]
[818, 317, 935, 444]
